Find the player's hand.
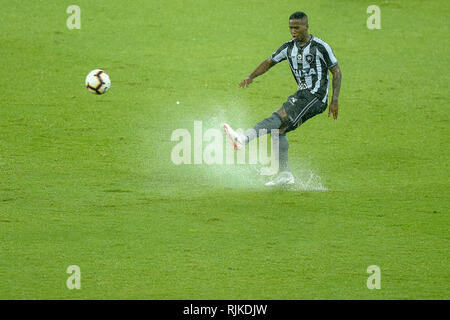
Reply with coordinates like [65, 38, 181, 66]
[238, 77, 253, 88]
[328, 102, 338, 120]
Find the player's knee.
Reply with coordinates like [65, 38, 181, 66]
[268, 113, 282, 129]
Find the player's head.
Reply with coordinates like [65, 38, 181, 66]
[289, 11, 309, 41]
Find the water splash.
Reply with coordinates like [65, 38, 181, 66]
[291, 170, 328, 191]
[194, 112, 329, 191]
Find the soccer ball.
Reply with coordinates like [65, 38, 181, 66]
[85, 69, 111, 94]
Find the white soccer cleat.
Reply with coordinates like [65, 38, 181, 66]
[223, 123, 245, 150]
[265, 171, 295, 186]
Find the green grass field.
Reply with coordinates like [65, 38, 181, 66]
[0, 0, 448, 299]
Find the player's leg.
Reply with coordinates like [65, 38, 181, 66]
[278, 133, 290, 172]
[224, 89, 304, 149]
[249, 89, 324, 139]
[265, 90, 326, 186]
[270, 132, 290, 172]
[264, 133, 295, 186]
[224, 90, 325, 185]
[225, 89, 326, 147]
[244, 112, 283, 143]
[223, 112, 283, 150]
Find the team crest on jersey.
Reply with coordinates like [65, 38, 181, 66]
[305, 53, 314, 64]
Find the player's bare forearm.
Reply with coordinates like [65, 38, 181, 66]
[330, 65, 342, 104]
[328, 64, 342, 120]
[238, 58, 275, 88]
[249, 58, 275, 80]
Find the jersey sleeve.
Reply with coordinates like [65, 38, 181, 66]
[270, 42, 289, 64]
[317, 41, 338, 69]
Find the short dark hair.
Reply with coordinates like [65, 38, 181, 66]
[289, 11, 308, 20]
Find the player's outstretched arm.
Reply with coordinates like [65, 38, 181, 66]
[328, 64, 342, 120]
[238, 58, 276, 88]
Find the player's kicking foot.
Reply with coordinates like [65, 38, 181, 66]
[265, 171, 295, 186]
[223, 123, 245, 150]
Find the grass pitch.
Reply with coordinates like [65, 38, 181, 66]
[0, 0, 448, 299]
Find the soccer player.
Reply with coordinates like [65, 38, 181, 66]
[224, 11, 342, 186]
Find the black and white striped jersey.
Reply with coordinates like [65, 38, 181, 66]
[271, 35, 338, 104]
